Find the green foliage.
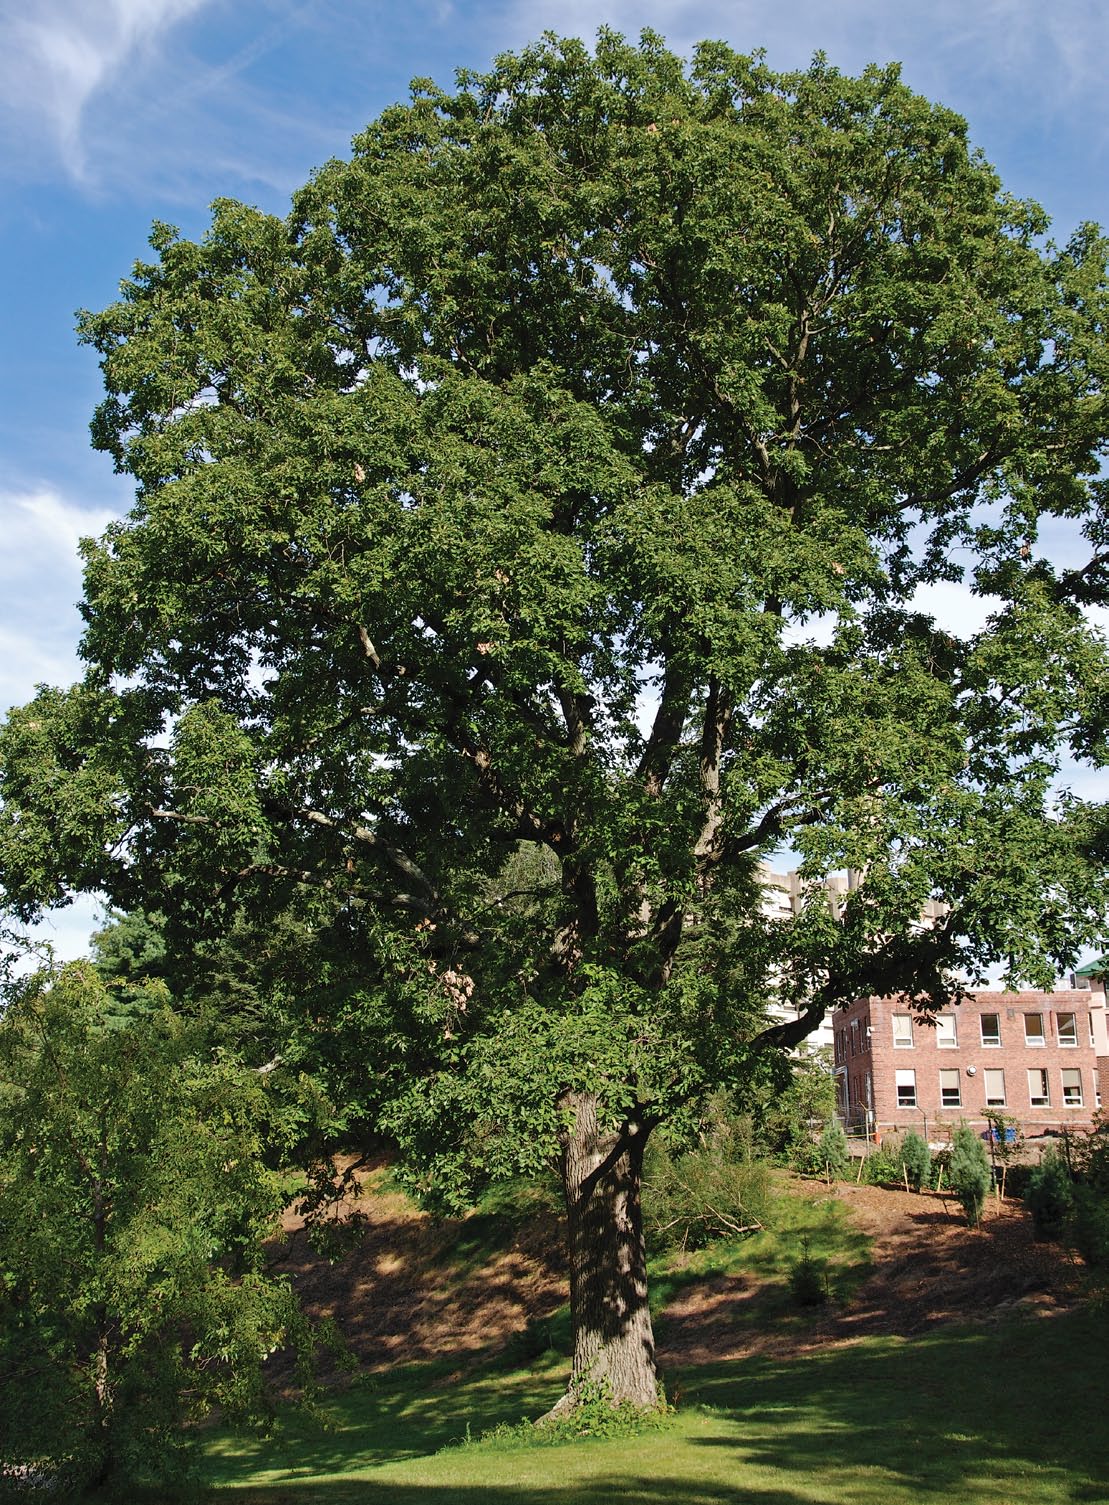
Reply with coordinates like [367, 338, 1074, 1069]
[643, 1099, 772, 1252]
[1068, 1184, 1109, 1270]
[900, 1130, 932, 1192]
[949, 1123, 992, 1227]
[860, 1141, 905, 1187]
[1025, 1149, 1076, 1241]
[1024, 1130, 1109, 1269]
[813, 1121, 851, 1181]
[454, 1378, 673, 1451]
[862, 1131, 932, 1191]
[4, 28, 1109, 1400]
[0, 964, 315, 1495]
[788, 1236, 830, 1307]
[747, 1046, 837, 1160]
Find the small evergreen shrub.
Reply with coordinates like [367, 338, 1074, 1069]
[901, 1131, 931, 1192]
[860, 1141, 904, 1187]
[1025, 1149, 1075, 1241]
[1069, 1184, 1109, 1270]
[814, 1121, 850, 1181]
[789, 1236, 828, 1306]
[949, 1123, 991, 1226]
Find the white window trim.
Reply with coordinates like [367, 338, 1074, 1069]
[892, 1014, 914, 1049]
[1024, 1014, 1046, 1047]
[895, 1068, 917, 1108]
[1057, 1013, 1078, 1048]
[936, 1016, 958, 1049]
[984, 1069, 1006, 1107]
[980, 1014, 1001, 1048]
[939, 1069, 962, 1108]
[1027, 1067, 1050, 1108]
[1061, 1069, 1084, 1107]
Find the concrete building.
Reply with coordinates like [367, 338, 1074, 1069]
[833, 980, 1108, 1141]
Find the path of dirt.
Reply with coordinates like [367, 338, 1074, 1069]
[275, 1169, 1080, 1378]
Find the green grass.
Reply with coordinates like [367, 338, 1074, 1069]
[202, 1305, 1109, 1503]
[649, 1184, 873, 1329]
[199, 1177, 1109, 1504]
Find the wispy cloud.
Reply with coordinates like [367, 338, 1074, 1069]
[1, 0, 213, 181]
[0, 488, 118, 714]
[0, 0, 443, 202]
[489, 0, 1109, 137]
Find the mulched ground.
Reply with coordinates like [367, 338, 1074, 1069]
[274, 1167, 1080, 1379]
[656, 1178, 1079, 1368]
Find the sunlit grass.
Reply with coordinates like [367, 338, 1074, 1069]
[201, 1175, 1109, 1504]
[203, 1306, 1109, 1503]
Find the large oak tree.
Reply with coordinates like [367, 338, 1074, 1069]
[2, 33, 1108, 1409]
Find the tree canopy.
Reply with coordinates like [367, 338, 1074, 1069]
[0, 964, 310, 1493]
[1, 31, 1107, 1407]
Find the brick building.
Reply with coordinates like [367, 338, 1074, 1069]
[833, 979, 1108, 1141]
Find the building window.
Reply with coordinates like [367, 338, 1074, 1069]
[1057, 1013, 1078, 1047]
[1028, 1068, 1050, 1107]
[896, 1069, 917, 1108]
[1024, 1014, 1046, 1047]
[939, 1069, 962, 1108]
[1091, 1014, 1097, 1048]
[936, 1015, 958, 1048]
[1061, 1069, 1084, 1107]
[984, 1069, 1006, 1106]
[980, 1013, 1001, 1047]
[892, 1014, 914, 1048]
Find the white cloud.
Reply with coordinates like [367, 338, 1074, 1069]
[22, 892, 107, 966]
[491, 0, 1109, 138]
[0, 488, 118, 714]
[1, 0, 212, 180]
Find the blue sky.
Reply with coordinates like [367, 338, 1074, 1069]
[2, 0, 1108, 957]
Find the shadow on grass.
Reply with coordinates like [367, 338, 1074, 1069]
[649, 1190, 873, 1332]
[680, 1303, 1109, 1501]
[207, 1306, 1109, 1504]
[207, 1481, 821, 1505]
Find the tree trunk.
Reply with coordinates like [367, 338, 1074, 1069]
[84, 1317, 114, 1496]
[547, 1091, 659, 1416]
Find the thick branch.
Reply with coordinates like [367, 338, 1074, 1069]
[637, 659, 692, 797]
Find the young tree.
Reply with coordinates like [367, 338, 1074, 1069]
[0, 965, 307, 1494]
[949, 1123, 992, 1227]
[2, 33, 1108, 1411]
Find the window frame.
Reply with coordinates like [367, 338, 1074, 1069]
[1027, 1067, 1050, 1107]
[935, 1014, 958, 1049]
[1061, 1068, 1084, 1107]
[979, 1013, 1001, 1047]
[1024, 1013, 1046, 1048]
[895, 1068, 917, 1109]
[1057, 1012, 1078, 1047]
[939, 1068, 962, 1108]
[892, 1014, 914, 1049]
[983, 1068, 1006, 1107]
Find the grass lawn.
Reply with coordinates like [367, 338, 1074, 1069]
[203, 1307, 1109, 1503]
[202, 1179, 1109, 1505]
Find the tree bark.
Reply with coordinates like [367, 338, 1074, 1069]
[547, 1091, 659, 1416]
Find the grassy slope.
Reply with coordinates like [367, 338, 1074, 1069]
[203, 1182, 1109, 1505]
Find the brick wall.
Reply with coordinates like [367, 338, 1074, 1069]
[833, 990, 1101, 1140]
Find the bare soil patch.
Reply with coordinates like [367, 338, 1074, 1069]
[276, 1167, 1081, 1379]
[273, 1162, 566, 1371]
[658, 1177, 1081, 1368]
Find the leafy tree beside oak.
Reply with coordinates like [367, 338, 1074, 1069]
[2, 33, 1108, 1412]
